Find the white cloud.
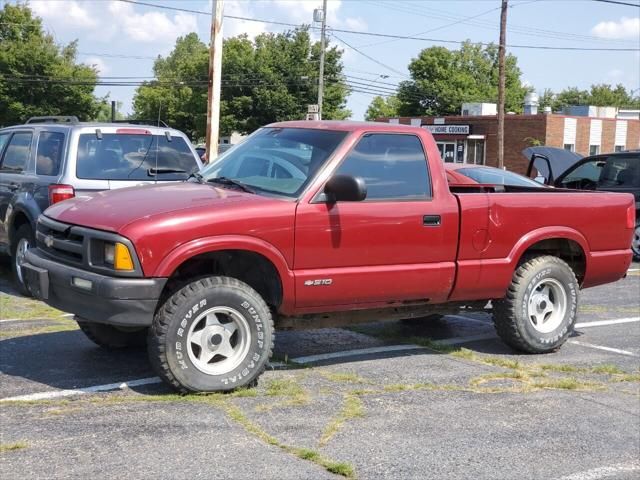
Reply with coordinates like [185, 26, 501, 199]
[83, 57, 109, 75]
[107, 1, 197, 44]
[31, 0, 98, 29]
[223, 0, 267, 39]
[591, 17, 640, 40]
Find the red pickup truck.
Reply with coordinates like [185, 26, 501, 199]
[22, 121, 635, 392]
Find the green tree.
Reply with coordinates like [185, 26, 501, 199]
[365, 95, 401, 121]
[395, 41, 530, 117]
[537, 84, 639, 112]
[0, 3, 100, 126]
[93, 99, 126, 122]
[133, 28, 350, 139]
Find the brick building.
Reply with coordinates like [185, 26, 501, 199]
[383, 112, 640, 175]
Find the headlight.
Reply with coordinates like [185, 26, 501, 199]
[104, 242, 134, 271]
[104, 243, 115, 265]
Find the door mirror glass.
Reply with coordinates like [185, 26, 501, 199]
[324, 175, 367, 202]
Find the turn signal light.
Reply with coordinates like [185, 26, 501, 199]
[114, 243, 134, 271]
[627, 205, 636, 229]
[48, 184, 75, 205]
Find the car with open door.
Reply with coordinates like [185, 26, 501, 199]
[525, 147, 640, 260]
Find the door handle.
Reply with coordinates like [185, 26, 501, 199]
[423, 215, 441, 226]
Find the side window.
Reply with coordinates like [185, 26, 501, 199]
[561, 160, 603, 188]
[0, 132, 33, 173]
[36, 131, 65, 176]
[599, 156, 640, 188]
[335, 133, 430, 200]
[0, 133, 10, 158]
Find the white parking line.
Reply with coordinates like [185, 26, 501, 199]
[0, 377, 162, 402]
[555, 461, 640, 480]
[575, 317, 640, 329]
[290, 333, 497, 364]
[568, 340, 639, 358]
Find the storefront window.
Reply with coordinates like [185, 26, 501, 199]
[466, 139, 485, 165]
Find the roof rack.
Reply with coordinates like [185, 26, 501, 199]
[26, 116, 79, 124]
[112, 119, 170, 128]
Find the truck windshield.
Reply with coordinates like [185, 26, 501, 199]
[200, 128, 348, 197]
[76, 133, 200, 181]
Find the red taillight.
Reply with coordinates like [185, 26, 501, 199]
[627, 204, 636, 229]
[49, 184, 75, 205]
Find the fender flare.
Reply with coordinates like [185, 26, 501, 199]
[6, 199, 38, 245]
[507, 226, 589, 268]
[152, 234, 296, 307]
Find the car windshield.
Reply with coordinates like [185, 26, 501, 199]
[76, 133, 200, 181]
[456, 167, 544, 188]
[200, 127, 348, 197]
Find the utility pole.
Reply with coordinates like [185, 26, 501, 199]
[317, 0, 327, 120]
[205, 0, 224, 162]
[497, 0, 508, 169]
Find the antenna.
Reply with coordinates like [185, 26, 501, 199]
[157, 102, 162, 127]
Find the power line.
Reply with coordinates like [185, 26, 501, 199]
[114, 0, 639, 51]
[329, 34, 410, 79]
[592, 0, 640, 6]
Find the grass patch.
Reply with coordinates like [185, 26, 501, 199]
[0, 319, 78, 338]
[611, 373, 640, 383]
[539, 364, 584, 373]
[319, 371, 370, 384]
[0, 294, 64, 320]
[591, 364, 625, 375]
[319, 395, 365, 446]
[0, 441, 28, 453]
[532, 377, 603, 391]
[223, 402, 355, 477]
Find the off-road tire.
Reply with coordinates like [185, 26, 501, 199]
[147, 276, 274, 393]
[77, 319, 148, 349]
[632, 223, 640, 261]
[11, 224, 35, 297]
[493, 255, 578, 353]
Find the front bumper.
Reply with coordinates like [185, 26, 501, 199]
[23, 248, 166, 327]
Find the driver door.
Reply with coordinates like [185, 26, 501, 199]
[293, 132, 458, 310]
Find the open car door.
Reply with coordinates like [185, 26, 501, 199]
[523, 146, 583, 185]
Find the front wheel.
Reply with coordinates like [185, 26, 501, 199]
[11, 224, 35, 296]
[493, 255, 578, 353]
[148, 276, 274, 393]
[632, 223, 640, 261]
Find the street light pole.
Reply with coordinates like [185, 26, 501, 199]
[317, 0, 327, 120]
[206, 0, 224, 162]
[497, 0, 508, 170]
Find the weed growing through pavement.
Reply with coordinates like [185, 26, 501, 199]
[0, 441, 28, 453]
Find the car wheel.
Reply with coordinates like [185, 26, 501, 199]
[10, 224, 35, 297]
[493, 255, 578, 353]
[148, 276, 274, 393]
[77, 319, 147, 349]
[632, 223, 640, 261]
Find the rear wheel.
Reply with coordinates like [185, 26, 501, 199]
[493, 255, 578, 353]
[11, 224, 35, 297]
[632, 224, 640, 261]
[147, 276, 274, 393]
[77, 319, 147, 349]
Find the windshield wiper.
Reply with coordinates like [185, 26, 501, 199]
[148, 167, 186, 176]
[187, 172, 205, 183]
[206, 176, 255, 194]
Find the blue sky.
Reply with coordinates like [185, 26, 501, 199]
[8, 0, 640, 120]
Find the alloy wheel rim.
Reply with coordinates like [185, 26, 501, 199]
[186, 306, 251, 376]
[632, 226, 640, 256]
[15, 238, 30, 285]
[527, 278, 568, 334]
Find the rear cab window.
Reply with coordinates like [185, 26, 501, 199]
[334, 133, 431, 200]
[76, 132, 199, 181]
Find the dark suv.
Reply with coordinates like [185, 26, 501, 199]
[526, 147, 640, 259]
[0, 116, 203, 294]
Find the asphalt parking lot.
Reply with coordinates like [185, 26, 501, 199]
[1, 261, 639, 480]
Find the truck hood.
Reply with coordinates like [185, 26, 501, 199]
[44, 182, 273, 232]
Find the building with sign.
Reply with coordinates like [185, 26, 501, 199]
[383, 107, 640, 174]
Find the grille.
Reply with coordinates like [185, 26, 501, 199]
[36, 216, 84, 264]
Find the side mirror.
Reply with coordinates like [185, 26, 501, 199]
[324, 175, 367, 202]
